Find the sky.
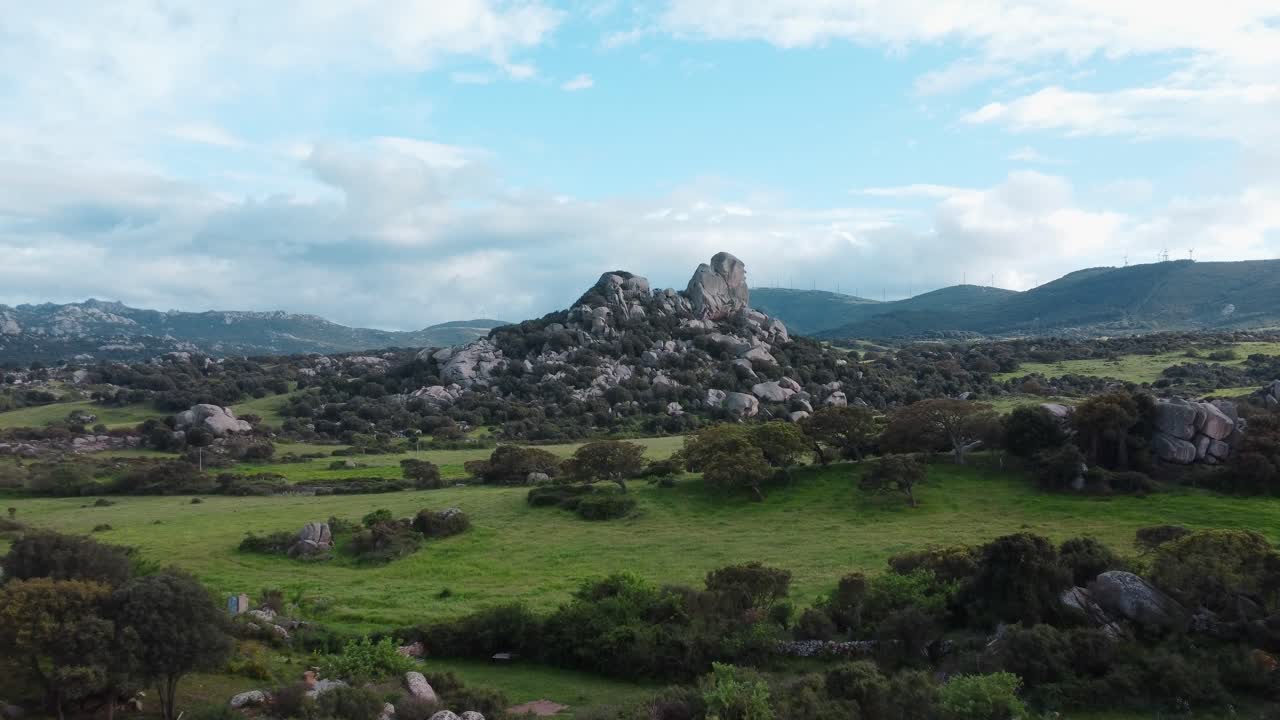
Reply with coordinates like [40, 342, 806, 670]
[1, 1, 1278, 330]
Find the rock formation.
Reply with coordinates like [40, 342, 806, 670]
[173, 404, 253, 436]
[1152, 398, 1240, 465]
[687, 252, 750, 320]
[288, 522, 334, 557]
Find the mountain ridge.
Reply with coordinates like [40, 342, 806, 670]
[0, 300, 508, 363]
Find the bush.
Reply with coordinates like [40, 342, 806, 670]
[238, 531, 297, 555]
[888, 545, 978, 583]
[575, 494, 637, 521]
[938, 673, 1027, 720]
[966, 533, 1072, 626]
[1149, 529, 1280, 614]
[1135, 524, 1190, 552]
[271, 683, 316, 720]
[1, 530, 132, 585]
[401, 459, 444, 489]
[794, 607, 837, 641]
[700, 663, 772, 720]
[323, 636, 414, 684]
[887, 670, 941, 720]
[1058, 537, 1124, 586]
[526, 483, 595, 507]
[1034, 445, 1087, 492]
[361, 509, 394, 527]
[1004, 406, 1067, 458]
[394, 696, 442, 720]
[420, 604, 542, 659]
[825, 661, 888, 713]
[315, 686, 385, 720]
[348, 522, 422, 564]
[412, 508, 471, 538]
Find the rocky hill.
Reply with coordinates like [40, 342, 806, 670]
[403, 252, 857, 432]
[0, 300, 506, 364]
[752, 260, 1280, 340]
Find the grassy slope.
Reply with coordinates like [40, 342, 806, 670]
[0, 400, 158, 430]
[995, 341, 1280, 385]
[7, 460, 1280, 632]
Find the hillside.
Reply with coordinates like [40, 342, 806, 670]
[0, 300, 507, 363]
[751, 260, 1280, 340]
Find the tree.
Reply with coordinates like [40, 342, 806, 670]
[0, 578, 115, 720]
[2, 531, 133, 586]
[1003, 406, 1067, 458]
[1072, 393, 1139, 469]
[860, 455, 926, 507]
[882, 399, 998, 464]
[705, 562, 792, 614]
[681, 425, 773, 501]
[748, 422, 808, 469]
[801, 406, 879, 463]
[111, 571, 233, 720]
[400, 459, 443, 489]
[562, 440, 647, 492]
[967, 533, 1072, 626]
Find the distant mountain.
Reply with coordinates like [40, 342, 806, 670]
[753, 260, 1280, 340]
[0, 300, 507, 363]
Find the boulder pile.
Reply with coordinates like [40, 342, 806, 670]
[173, 404, 252, 436]
[1254, 380, 1280, 409]
[288, 522, 334, 557]
[1152, 398, 1241, 465]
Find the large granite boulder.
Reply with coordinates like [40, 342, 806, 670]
[751, 381, 794, 403]
[725, 392, 760, 418]
[705, 389, 728, 407]
[1088, 571, 1187, 631]
[230, 691, 269, 709]
[405, 672, 438, 702]
[434, 339, 505, 387]
[1154, 399, 1198, 440]
[1198, 402, 1235, 440]
[1060, 586, 1123, 637]
[686, 252, 749, 320]
[174, 404, 252, 436]
[288, 522, 334, 557]
[1153, 433, 1197, 464]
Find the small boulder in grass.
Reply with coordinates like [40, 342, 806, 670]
[404, 672, 438, 702]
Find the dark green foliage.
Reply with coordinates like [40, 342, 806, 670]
[111, 462, 213, 495]
[800, 406, 878, 463]
[705, 562, 792, 614]
[574, 493, 636, 520]
[315, 685, 386, 720]
[412, 508, 471, 538]
[270, 683, 316, 720]
[187, 703, 243, 720]
[1058, 537, 1124, 586]
[1033, 444, 1087, 491]
[467, 445, 561, 485]
[748, 422, 809, 468]
[1135, 525, 1190, 551]
[861, 454, 926, 507]
[419, 603, 542, 659]
[562, 440, 647, 491]
[1072, 393, 1140, 470]
[348, 521, 422, 564]
[887, 670, 941, 720]
[967, 533, 1072, 626]
[526, 483, 596, 507]
[1, 530, 132, 586]
[238, 531, 297, 555]
[1003, 406, 1066, 457]
[361, 508, 394, 527]
[393, 696, 442, 720]
[400, 459, 444, 489]
[825, 661, 888, 712]
[794, 607, 837, 641]
[938, 673, 1027, 720]
[680, 425, 774, 500]
[888, 545, 978, 583]
[110, 570, 233, 720]
[323, 636, 413, 684]
[24, 463, 96, 496]
[1149, 529, 1280, 615]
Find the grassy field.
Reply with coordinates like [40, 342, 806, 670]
[995, 341, 1280, 385]
[7, 459, 1280, 632]
[237, 435, 686, 482]
[0, 400, 159, 430]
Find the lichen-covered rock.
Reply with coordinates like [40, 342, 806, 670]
[686, 252, 749, 320]
[1060, 586, 1123, 637]
[1088, 571, 1187, 631]
[725, 392, 760, 418]
[1198, 402, 1235, 440]
[174, 404, 252, 436]
[1153, 432, 1197, 464]
[824, 391, 848, 407]
[405, 672, 438, 702]
[751, 381, 794, 403]
[460, 712, 485, 720]
[705, 389, 728, 407]
[230, 690, 269, 709]
[1154, 399, 1199, 440]
[430, 712, 460, 720]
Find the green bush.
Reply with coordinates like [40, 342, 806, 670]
[270, 683, 316, 720]
[938, 673, 1027, 720]
[393, 696, 442, 720]
[574, 493, 636, 521]
[825, 661, 888, 713]
[1135, 525, 1190, 552]
[888, 545, 978, 583]
[412, 508, 471, 538]
[322, 636, 414, 683]
[238, 530, 296, 555]
[1058, 537, 1124, 586]
[887, 670, 941, 720]
[361, 509, 394, 527]
[348, 522, 422, 564]
[315, 685, 385, 720]
[700, 663, 772, 720]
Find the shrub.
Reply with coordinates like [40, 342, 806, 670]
[1058, 537, 1124, 586]
[393, 696, 442, 720]
[794, 607, 837, 641]
[966, 533, 1071, 626]
[92, 498, 116, 507]
[1, 530, 132, 585]
[938, 673, 1027, 720]
[322, 636, 414, 684]
[1034, 445, 1087, 492]
[420, 604, 542, 658]
[825, 661, 888, 713]
[706, 562, 792, 614]
[700, 663, 772, 720]
[1135, 525, 1190, 552]
[574, 494, 636, 520]
[412, 508, 471, 538]
[1150, 529, 1280, 614]
[271, 683, 316, 719]
[361, 509, 394, 527]
[238, 531, 297, 555]
[401, 459, 444, 489]
[348, 522, 422, 564]
[315, 685, 385, 720]
[888, 545, 978, 583]
[1004, 406, 1067, 458]
[887, 670, 941, 720]
[526, 483, 595, 507]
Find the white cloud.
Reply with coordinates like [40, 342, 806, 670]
[1008, 146, 1059, 164]
[561, 73, 595, 91]
[914, 60, 1008, 96]
[170, 123, 244, 148]
[854, 184, 971, 199]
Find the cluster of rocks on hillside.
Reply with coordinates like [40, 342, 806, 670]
[406, 252, 848, 420]
[1152, 397, 1241, 465]
[173, 404, 253, 436]
[1255, 380, 1280, 408]
[230, 670, 487, 720]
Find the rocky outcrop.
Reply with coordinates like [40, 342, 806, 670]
[411, 384, 464, 406]
[751, 381, 794, 403]
[724, 392, 760, 418]
[1152, 398, 1239, 465]
[173, 404, 252, 436]
[426, 339, 506, 388]
[230, 691, 269, 709]
[687, 252, 749, 321]
[1088, 571, 1187, 632]
[288, 522, 334, 557]
[1255, 380, 1280, 409]
[1060, 586, 1124, 637]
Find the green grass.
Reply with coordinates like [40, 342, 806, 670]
[416, 658, 659, 709]
[0, 400, 159, 430]
[238, 436, 686, 482]
[995, 341, 1280, 385]
[231, 391, 301, 426]
[7, 459, 1280, 632]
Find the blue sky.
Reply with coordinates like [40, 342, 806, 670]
[1, 1, 1278, 329]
